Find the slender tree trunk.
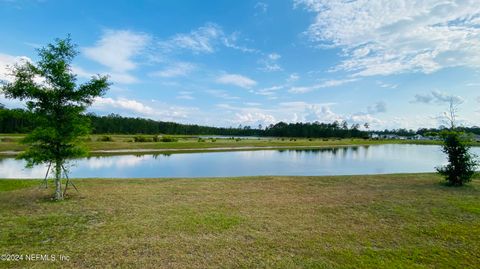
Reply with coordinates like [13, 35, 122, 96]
[54, 160, 63, 200]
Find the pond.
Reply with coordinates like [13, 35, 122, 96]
[0, 144, 479, 179]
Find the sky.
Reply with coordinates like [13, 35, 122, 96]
[0, 0, 479, 130]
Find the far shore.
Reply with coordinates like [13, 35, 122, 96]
[2, 134, 478, 157]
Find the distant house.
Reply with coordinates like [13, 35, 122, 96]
[474, 134, 480, 142]
[412, 134, 424, 140]
[369, 133, 380, 139]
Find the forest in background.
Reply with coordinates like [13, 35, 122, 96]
[1, 106, 479, 138]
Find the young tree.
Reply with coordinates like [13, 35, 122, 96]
[436, 99, 478, 186]
[436, 131, 477, 186]
[1, 37, 109, 200]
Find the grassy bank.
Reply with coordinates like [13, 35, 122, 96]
[2, 134, 473, 155]
[1, 174, 479, 268]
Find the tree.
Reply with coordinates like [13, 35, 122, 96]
[443, 96, 463, 129]
[1, 37, 109, 200]
[436, 100, 478, 186]
[436, 131, 477, 186]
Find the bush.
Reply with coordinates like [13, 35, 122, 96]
[436, 131, 478, 186]
[98, 135, 113, 142]
[134, 136, 152, 142]
[198, 138, 205, 142]
[160, 136, 178, 142]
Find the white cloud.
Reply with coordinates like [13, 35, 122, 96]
[72, 65, 137, 84]
[212, 101, 392, 128]
[93, 97, 155, 115]
[412, 90, 464, 104]
[376, 81, 398, 89]
[222, 32, 259, 53]
[254, 2, 268, 14]
[289, 78, 356, 93]
[149, 62, 195, 78]
[83, 30, 150, 72]
[253, 85, 284, 96]
[216, 73, 257, 88]
[206, 89, 240, 100]
[176, 91, 194, 100]
[81, 30, 150, 84]
[0, 53, 31, 82]
[296, 0, 480, 76]
[235, 112, 276, 126]
[92, 96, 196, 121]
[287, 73, 300, 83]
[259, 53, 282, 72]
[159, 23, 222, 54]
[159, 23, 257, 54]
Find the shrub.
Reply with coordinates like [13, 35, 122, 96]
[210, 138, 217, 142]
[198, 138, 205, 142]
[134, 136, 151, 142]
[98, 135, 113, 142]
[436, 131, 478, 186]
[160, 136, 178, 142]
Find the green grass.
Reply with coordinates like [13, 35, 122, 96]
[1, 174, 479, 268]
[2, 134, 477, 155]
[0, 180, 37, 192]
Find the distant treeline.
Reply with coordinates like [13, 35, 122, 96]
[3, 106, 479, 137]
[0, 107, 368, 138]
[375, 127, 480, 136]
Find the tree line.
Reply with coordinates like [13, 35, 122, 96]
[374, 127, 480, 137]
[0, 106, 369, 138]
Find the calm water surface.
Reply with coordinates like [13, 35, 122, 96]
[0, 144, 478, 179]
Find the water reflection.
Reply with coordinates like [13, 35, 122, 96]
[0, 144, 478, 179]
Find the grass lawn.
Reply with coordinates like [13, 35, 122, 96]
[1, 174, 479, 268]
[2, 134, 474, 155]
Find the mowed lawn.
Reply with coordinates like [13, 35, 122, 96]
[1, 174, 479, 268]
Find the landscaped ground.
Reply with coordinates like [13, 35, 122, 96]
[1, 134, 467, 155]
[1, 174, 479, 268]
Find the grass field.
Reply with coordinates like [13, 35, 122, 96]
[2, 134, 473, 155]
[1, 174, 479, 268]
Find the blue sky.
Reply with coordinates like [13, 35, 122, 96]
[1, 0, 479, 130]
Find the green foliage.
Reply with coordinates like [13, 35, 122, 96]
[0, 36, 109, 199]
[133, 136, 152, 142]
[160, 135, 178, 142]
[436, 131, 478, 186]
[98, 135, 113, 142]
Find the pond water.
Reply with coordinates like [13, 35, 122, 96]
[0, 144, 479, 179]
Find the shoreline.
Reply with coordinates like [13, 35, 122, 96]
[0, 141, 455, 157]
